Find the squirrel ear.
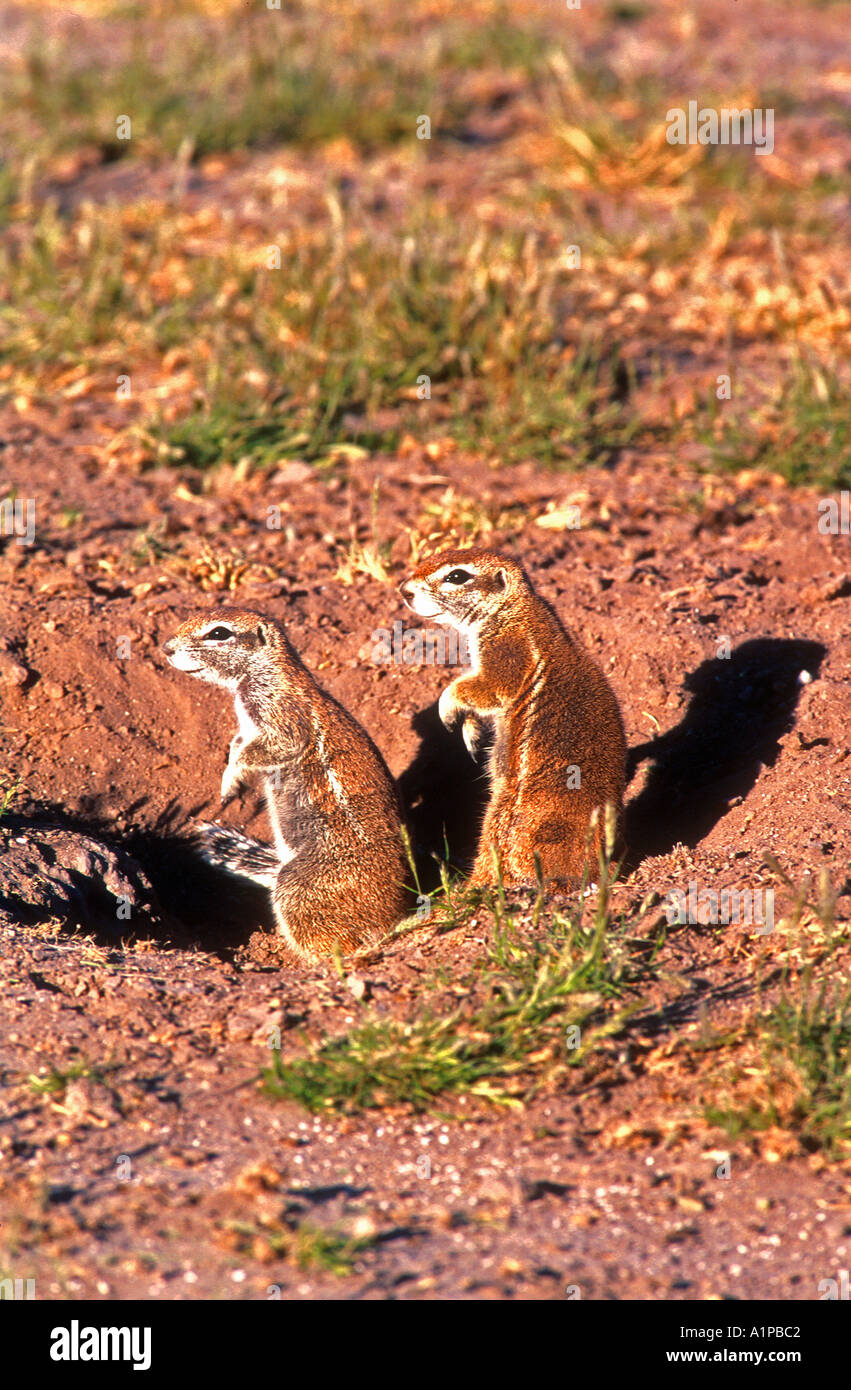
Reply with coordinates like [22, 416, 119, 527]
[495, 568, 507, 590]
[256, 623, 268, 646]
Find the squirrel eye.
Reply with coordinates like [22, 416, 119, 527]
[443, 569, 473, 585]
[203, 625, 234, 642]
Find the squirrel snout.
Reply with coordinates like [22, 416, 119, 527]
[161, 638, 177, 656]
[398, 580, 414, 602]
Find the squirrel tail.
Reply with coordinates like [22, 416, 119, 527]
[192, 822, 280, 889]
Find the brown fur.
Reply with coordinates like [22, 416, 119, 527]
[162, 607, 408, 958]
[399, 549, 626, 887]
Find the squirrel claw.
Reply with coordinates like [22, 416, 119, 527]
[220, 765, 242, 801]
[461, 718, 482, 758]
[437, 686, 460, 731]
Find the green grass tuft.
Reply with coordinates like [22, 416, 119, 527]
[6, 6, 558, 169]
[699, 362, 851, 490]
[28, 1060, 109, 1096]
[223, 1218, 374, 1276]
[0, 777, 21, 821]
[705, 971, 851, 1158]
[264, 841, 658, 1114]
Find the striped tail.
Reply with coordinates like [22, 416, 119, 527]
[193, 822, 280, 889]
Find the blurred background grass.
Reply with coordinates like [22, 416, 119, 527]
[0, 0, 848, 482]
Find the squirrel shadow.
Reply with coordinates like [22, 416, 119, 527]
[623, 636, 826, 868]
[123, 799, 277, 952]
[397, 702, 492, 893]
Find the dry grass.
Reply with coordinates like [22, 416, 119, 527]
[1, 1, 847, 479]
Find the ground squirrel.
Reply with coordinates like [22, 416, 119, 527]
[161, 607, 409, 958]
[399, 548, 626, 887]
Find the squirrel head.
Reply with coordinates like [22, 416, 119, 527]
[161, 607, 282, 689]
[398, 548, 527, 633]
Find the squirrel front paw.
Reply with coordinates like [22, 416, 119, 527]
[461, 716, 486, 758]
[439, 687, 484, 759]
[220, 760, 244, 801]
[438, 685, 462, 731]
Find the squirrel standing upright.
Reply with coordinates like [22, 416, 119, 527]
[162, 607, 409, 958]
[399, 548, 626, 887]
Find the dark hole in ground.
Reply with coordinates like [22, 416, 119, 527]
[0, 800, 273, 957]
